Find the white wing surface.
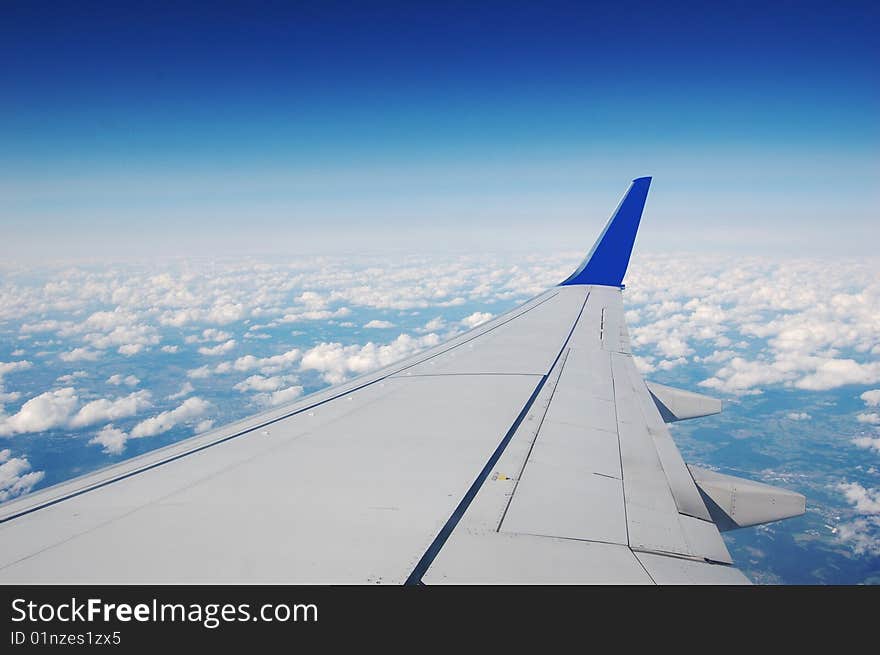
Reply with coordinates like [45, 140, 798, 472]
[0, 178, 804, 584]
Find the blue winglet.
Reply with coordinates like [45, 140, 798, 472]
[559, 177, 651, 288]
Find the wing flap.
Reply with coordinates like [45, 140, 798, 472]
[635, 552, 751, 585]
[647, 382, 722, 422]
[612, 347, 724, 555]
[423, 532, 653, 584]
[689, 465, 807, 531]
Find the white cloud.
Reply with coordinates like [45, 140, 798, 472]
[461, 312, 493, 329]
[839, 482, 880, 515]
[82, 309, 138, 331]
[279, 307, 351, 323]
[0, 387, 79, 436]
[657, 357, 688, 371]
[253, 385, 304, 407]
[786, 412, 811, 421]
[56, 370, 87, 384]
[856, 413, 880, 425]
[158, 309, 202, 328]
[654, 336, 694, 359]
[300, 333, 440, 384]
[186, 328, 232, 344]
[202, 328, 232, 342]
[697, 353, 880, 395]
[698, 357, 791, 395]
[220, 348, 301, 376]
[296, 291, 326, 308]
[69, 390, 152, 428]
[89, 409, 211, 454]
[85, 324, 159, 350]
[205, 303, 246, 325]
[234, 375, 289, 392]
[107, 374, 140, 387]
[0, 254, 566, 335]
[836, 518, 880, 556]
[187, 366, 212, 379]
[861, 390, 880, 407]
[161, 345, 180, 353]
[231, 374, 303, 406]
[130, 397, 212, 438]
[167, 382, 194, 400]
[420, 317, 446, 332]
[19, 319, 68, 334]
[363, 320, 395, 329]
[117, 343, 144, 356]
[194, 419, 214, 434]
[59, 347, 102, 362]
[698, 350, 736, 364]
[0, 389, 22, 405]
[794, 359, 880, 391]
[0, 449, 45, 501]
[88, 425, 129, 455]
[632, 355, 655, 374]
[0, 361, 32, 377]
[0, 384, 154, 436]
[853, 436, 880, 454]
[622, 255, 880, 396]
[198, 339, 237, 356]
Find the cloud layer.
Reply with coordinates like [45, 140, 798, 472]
[1, 251, 878, 578]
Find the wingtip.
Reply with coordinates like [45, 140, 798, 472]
[559, 177, 652, 288]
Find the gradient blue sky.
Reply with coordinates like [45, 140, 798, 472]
[2, 1, 878, 260]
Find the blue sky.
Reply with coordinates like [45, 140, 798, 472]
[2, 1, 878, 259]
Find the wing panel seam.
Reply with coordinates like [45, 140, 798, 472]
[405, 292, 590, 585]
[495, 348, 571, 530]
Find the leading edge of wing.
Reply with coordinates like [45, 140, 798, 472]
[559, 176, 651, 288]
[0, 290, 565, 524]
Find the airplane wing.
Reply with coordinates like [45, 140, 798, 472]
[0, 177, 805, 584]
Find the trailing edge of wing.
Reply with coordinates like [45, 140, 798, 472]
[559, 176, 651, 288]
